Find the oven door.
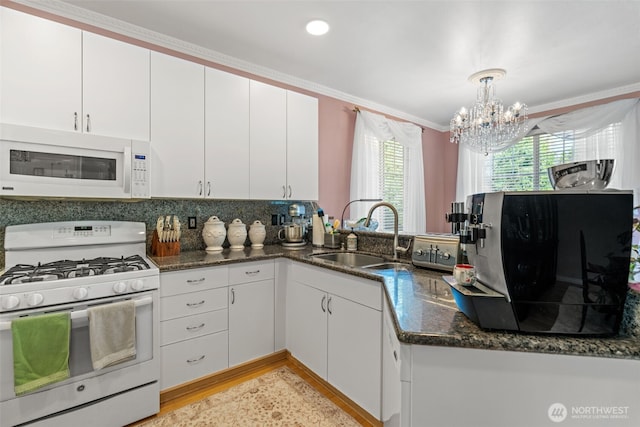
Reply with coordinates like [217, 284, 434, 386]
[0, 123, 148, 199]
[0, 291, 158, 426]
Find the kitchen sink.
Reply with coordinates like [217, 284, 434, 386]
[362, 262, 410, 271]
[309, 252, 386, 268]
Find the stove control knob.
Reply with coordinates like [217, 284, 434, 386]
[2, 295, 20, 310]
[442, 252, 451, 260]
[415, 249, 424, 256]
[113, 282, 127, 294]
[27, 293, 44, 307]
[130, 280, 145, 291]
[73, 287, 89, 300]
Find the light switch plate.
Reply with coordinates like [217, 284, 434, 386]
[188, 217, 197, 229]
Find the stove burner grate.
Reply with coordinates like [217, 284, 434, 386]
[0, 255, 151, 285]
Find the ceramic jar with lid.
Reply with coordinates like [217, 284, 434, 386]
[202, 216, 226, 252]
[228, 218, 247, 250]
[249, 220, 267, 248]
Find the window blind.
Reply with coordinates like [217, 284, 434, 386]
[375, 139, 405, 232]
[483, 124, 620, 192]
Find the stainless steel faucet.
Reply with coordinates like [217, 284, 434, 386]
[363, 202, 412, 260]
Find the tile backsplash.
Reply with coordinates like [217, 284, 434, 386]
[0, 198, 317, 269]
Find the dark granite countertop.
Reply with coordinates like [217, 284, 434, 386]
[150, 245, 640, 360]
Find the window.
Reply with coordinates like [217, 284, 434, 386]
[375, 139, 405, 232]
[483, 123, 621, 192]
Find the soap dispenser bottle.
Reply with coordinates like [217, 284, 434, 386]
[346, 229, 358, 251]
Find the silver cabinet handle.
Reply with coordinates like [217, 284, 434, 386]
[327, 296, 333, 315]
[230, 288, 235, 305]
[207, 181, 211, 196]
[245, 270, 260, 275]
[282, 185, 286, 198]
[186, 323, 205, 331]
[288, 185, 292, 198]
[321, 295, 326, 312]
[186, 278, 206, 284]
[198, 180, 203, 196]
[74, 112, 78, 130]
[186, 355, 205, 364]
[186, 300, 205, 308]
[86, 114, 91, 132]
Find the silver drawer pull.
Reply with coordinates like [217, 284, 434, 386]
[186, 300, 205, 308]
[186, 278, 206, 284]
[245, 270, 260, 275]
[186, 323, 205, 331]
[186, 355, 205, 364]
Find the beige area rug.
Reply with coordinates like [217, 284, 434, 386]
[139, 367, 361, 426]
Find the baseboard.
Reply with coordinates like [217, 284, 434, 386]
[160, 350, 289, 404]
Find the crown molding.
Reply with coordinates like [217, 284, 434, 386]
[10, 0, 445, 131]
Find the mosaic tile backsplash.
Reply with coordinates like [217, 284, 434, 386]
[0, 198, 318, 269]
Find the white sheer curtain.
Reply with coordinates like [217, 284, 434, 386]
[350, 110, 426, 233]
[456, 98, 640, 203]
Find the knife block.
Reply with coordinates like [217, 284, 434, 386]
[151, 230, 181, 257]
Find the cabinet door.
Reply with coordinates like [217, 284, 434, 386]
[286, 280, 328, 378]
[150, 52, 205, 197]
[249, 80, 287, 199]
[328, 294, 382, 418]
[0, 8, 81, 131]
[82, 31, 150, 140]
[205, 67, 250, 199]
[286, 91, 318, 200]
[228, 279, 275, 366]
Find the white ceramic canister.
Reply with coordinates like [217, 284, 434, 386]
[228, 218, 248, 249]
[249, 220, 267, 248]
[202, 216, 226, 252]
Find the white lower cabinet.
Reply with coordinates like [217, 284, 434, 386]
[159, 266, 229, 390]
[228, 261, 275, 367]
[286, 262, 382, 419]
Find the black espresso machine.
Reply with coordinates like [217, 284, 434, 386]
[445, 190, 633, 335]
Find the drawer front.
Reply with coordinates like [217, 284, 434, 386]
[160, 331, 228, 390]
[160, 266, 228, 297]
[290, 262, 381, 310]
[228, 260, 274, 284]
[161, 309, 228, 345]
[161, 287, 227, 320]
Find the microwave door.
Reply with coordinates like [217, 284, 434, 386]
[1, 140, 128, 198]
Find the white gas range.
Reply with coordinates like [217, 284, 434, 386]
[0, 221, 160, 427]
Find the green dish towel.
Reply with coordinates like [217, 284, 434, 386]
[11, 312, 71, 396]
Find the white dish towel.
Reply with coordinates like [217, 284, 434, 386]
[88, 300, 136, 370]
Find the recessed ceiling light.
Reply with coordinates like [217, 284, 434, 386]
[306, 20, 329, 36]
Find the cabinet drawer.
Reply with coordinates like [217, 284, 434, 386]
[161, 288, 227, 320]
[290, 262, 381, 310]
[161, 308, 228, 345]
[160, 331, 228, 390]
[229, 260, 274, 284]
[160, 267, 228, 297]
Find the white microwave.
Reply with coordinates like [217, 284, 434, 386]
[0, 124, 149, 199]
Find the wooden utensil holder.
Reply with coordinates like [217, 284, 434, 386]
[151, 230, 181, 257]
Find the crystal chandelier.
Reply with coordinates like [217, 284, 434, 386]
[450, 69, 528, 155]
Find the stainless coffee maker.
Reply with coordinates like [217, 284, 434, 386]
[279, 204, 307, 247]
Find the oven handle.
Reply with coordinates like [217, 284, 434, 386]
[0, 296, 153, 331]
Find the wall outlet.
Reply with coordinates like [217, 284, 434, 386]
[188, 216, 197, 229]
[271, 214, 278, 225]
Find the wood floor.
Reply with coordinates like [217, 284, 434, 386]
[129, 350, 380, 427]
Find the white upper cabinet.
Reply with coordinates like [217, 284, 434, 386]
[82, 32, 150, 140]
[205, 67, 250, 199]
[150, 51, 205, 198]
[249, 80, 319, 201]
[0, 8, 150, 140]
[0, 7, 82, 131]
[249, 80, 288, 200]
[287, 91, 319, 201]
